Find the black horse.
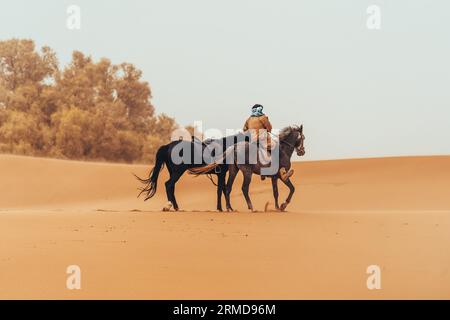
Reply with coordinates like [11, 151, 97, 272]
[191, 125, 305, 212]
[135, 133, 248, 211]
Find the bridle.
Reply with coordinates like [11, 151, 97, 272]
[298, 133, 305, 154]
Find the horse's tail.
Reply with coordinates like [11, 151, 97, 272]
[134, 145, 167, 201]
[188, 162, 219, 175]
[188, 145, 235, 176]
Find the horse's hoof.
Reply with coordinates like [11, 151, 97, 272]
[162, 201, 173, 212]
[251, 209, 259, 213]
[226, 208, 234, 212]
[280, 202, 288, 211]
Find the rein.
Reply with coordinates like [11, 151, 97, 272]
[268, 131, 297, 149]
[256, 117, 302, 150]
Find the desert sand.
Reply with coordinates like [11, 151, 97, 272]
[0, 154, 449, 299]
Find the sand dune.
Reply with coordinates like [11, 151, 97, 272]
[1, 154, 450, 299]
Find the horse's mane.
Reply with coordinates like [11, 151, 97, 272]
[279, 126, 297, 141]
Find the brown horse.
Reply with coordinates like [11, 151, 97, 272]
[191, 125, 306, 212]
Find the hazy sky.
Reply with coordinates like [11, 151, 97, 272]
[1, 0, 449, 160]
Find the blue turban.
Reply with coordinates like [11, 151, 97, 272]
[251, 104, 264, 117]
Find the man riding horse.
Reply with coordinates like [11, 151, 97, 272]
[243, 104, 294, 182]
[135, 104, 303, 212]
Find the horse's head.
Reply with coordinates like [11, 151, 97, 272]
[293, 125, 305, 156]
[279, 125, 306, 156]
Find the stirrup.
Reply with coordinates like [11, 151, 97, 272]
[280, 168, 294, 181]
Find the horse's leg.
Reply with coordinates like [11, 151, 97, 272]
[163, 165, 174, 211]
[280, 178, 295, 211]
[164, 167, 185, 211]
[216, 171, 225, 212]
[225, 165, 238, 212]
[170, 168, 186, 211]
[271, 176, 280, 210]
[241, 168, 255, 212]
[220, 170, 228, 211]
[221, 172, 227, 201]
